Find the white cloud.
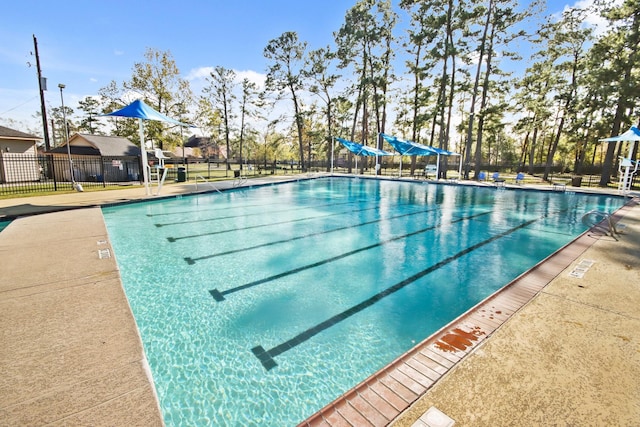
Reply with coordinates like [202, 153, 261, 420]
[234, 70, 266, 88]
[186, 67, 267, 89]
[186, 66, 214, 81]
[561, 0, 625, 36]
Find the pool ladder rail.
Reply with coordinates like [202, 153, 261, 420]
[195, 175, 222, 193]
[581, 210, 619, 237]
[194, 174, 247, 193]
[232, 172, 248, 188]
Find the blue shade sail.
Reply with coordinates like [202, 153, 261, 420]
[335, 137, 393, 157]
[380, 133, 461, 178]
[102, 99, 194, 195]
[381, 133, 439, 156]
[104, 99, 194, 127]
[380, 133, 459, 157]
[600, 126, 640, 142]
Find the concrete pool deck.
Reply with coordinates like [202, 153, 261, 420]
[1, 176, 638, 426]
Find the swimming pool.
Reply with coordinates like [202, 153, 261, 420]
[0, 220, 10, 234]
[102, 177, 624, 426]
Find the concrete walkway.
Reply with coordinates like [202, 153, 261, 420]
[1, 177, 639, 426]
[0, 207, 164, 425]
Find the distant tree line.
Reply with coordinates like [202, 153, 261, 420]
[56, 0, 638, 185]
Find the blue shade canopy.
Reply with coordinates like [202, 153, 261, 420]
[102, 99, 193, 195]
[600, 126, 640, 142]
[381, 133, 439, 156]
[104, 99, 194, 127]
[335, 137, 392, 156]
[380, 133, 460, 156]
[430, 146, 460, 156]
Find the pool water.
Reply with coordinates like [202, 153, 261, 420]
[0, 220, 10, 233]
[102, 177, 624, 426]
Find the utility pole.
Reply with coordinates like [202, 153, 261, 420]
[33, 35, 51, 151]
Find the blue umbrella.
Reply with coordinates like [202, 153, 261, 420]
[104, 100, 193, 195]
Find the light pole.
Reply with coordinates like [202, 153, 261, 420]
[58, 84, 82, 191]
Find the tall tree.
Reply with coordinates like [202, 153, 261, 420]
[399, 0, 434, 146]
[335, 0, 397, 174]
[539, 8, 592, 181]
[98, 81, 139, 143]
[368, 0, 397, 169]
[305, 46, 340, 171]
[463, 0, 493, 179]
[100, 48, 193, 150]
[264, 31, 308, 170]
[402, 0, 474, 177]
[202, 66, 237, 172]
[465, 0, 540, 178]
[512, 63, 554, 174]
[194, 97, 223, 159]
[238, 78, 263, 171]
[77, 96, 104, 135]
[595, 0, 640, 186]
[49, 105, 75, 147]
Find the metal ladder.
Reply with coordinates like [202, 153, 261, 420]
[581, 210, 618, 237]
[195, 175, 222, 193]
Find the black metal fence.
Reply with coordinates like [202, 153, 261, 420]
[0, 154, 142, 196]
[2, 153, 636, 196]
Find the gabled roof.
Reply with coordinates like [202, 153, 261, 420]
[185, 135, 212, 148]
[71, 133, 141, 156]
[0, 125, 41, 141]
[47, 133, 141, 156]
[48, 145, 102, 156]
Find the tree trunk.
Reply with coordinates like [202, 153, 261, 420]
[463, 0, 493, 179]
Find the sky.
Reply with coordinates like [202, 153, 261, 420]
[0, 0, 612, 136]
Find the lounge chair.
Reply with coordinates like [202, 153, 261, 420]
[515, 172, 525, 184]
[492, 172, 505, 187]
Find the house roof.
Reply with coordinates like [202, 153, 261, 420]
[48, 133, 141, 156]
[48, 146, 102, 156]
[0, 125, 41, 141]
[185, 135, 213, 148]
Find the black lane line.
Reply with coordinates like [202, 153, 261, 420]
[209, 211, 492, 302]
[186, 206, 440, 264]
[145, 200, 294, 217]
[155, 200, 358, 228]
[145, 193, 357, 218]
[251, 217, 538, 370]
[168, 205, 381, 243]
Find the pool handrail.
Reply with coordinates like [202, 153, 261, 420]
[195, 175, 222, 193]
[581, 209, 619, 237]
[233, 174, 248, 188]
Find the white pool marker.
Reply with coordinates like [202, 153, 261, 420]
[412, 406, 455, 427]
[98, 248, 111, 259]
[569, 259, 595, 278]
